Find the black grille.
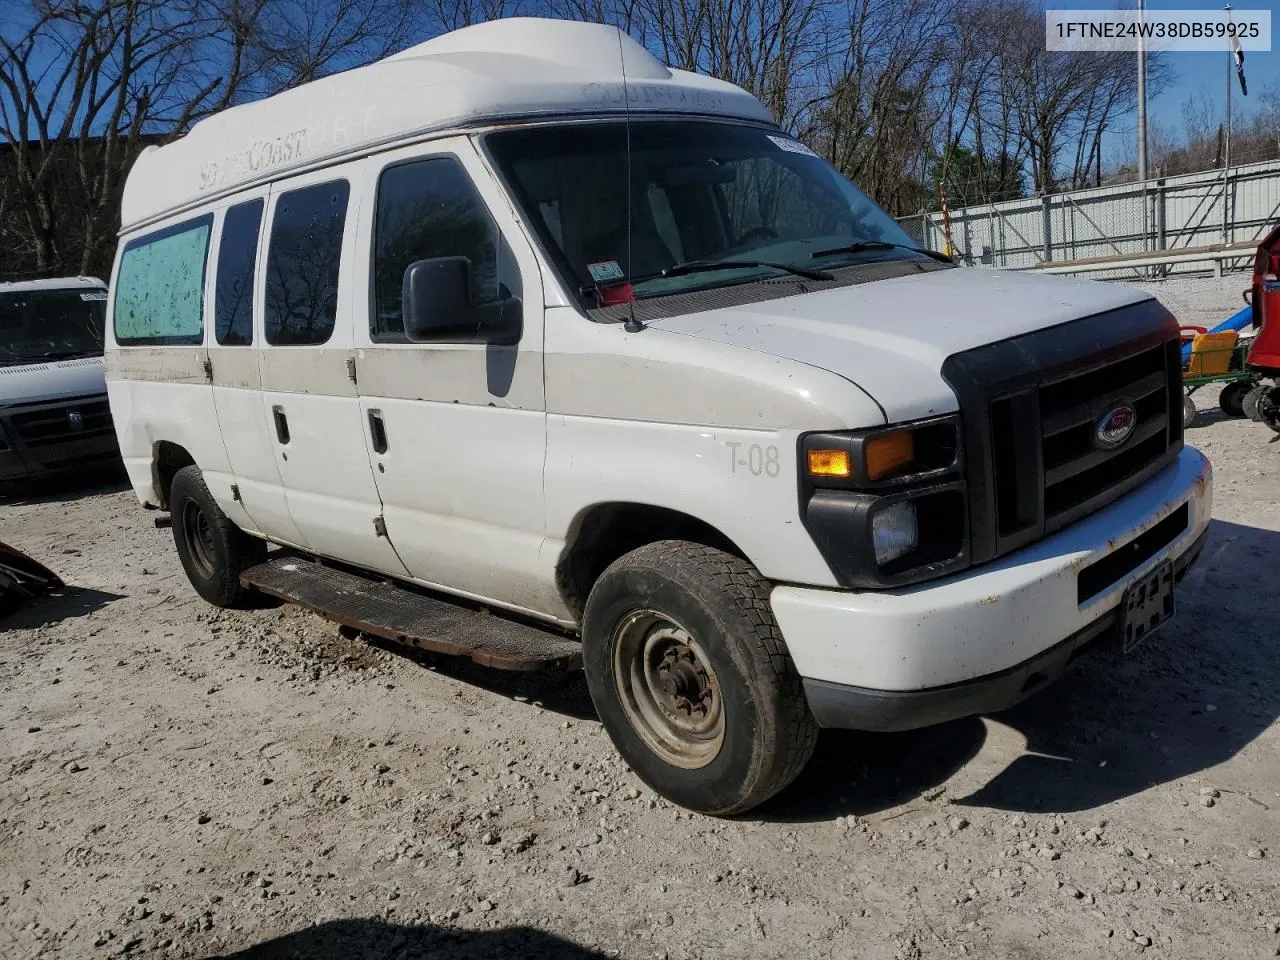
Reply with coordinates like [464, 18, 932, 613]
[1039, 344, 1173, 526]
[943, 299, 1184, 567]
[10, 398, 114, 447]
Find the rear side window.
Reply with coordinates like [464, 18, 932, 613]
[214, 199, 263, 345]
[265, 180, 349, 345]
[371, 158, 500, 340]
[114, 215, 213, 345]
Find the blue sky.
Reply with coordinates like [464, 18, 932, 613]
[1051, 0, 1278, 164]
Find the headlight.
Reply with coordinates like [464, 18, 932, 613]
[871, 500, 918, 565]
[803, 418, 959, 489]
[798, 416, 968, 588]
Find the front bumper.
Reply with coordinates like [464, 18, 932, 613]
[771, 446, 1212, 731]
[0, 394, 120, 483]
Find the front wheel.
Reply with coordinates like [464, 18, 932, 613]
[1219, 380, 1253, 417]
[1182, 394, 1198, 429]
[169, 465, 265, 607]
[581, 540, 817, 816]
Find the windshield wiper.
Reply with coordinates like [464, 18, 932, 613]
[812, 240, 952, 264]
[579, 258, 833, 303]
[657, 259, 834, 282]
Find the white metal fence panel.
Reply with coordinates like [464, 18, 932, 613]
[898, 159, 1280, 278]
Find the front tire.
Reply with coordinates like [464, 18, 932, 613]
[581, 540, 817, 816]
[1219, 380, 1252, 417]
[1182, 394, 1198, 429]
[169, 465, 265, 607]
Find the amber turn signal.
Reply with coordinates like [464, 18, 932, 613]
[865, 430, 915, 481]
[806, 448, 852, 479]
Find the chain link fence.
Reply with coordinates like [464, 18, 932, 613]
[899, 158, 1280, 279]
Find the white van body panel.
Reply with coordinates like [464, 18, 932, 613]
[254, 164, 410, 578]
[649, 268, 1152, 423]
[204, 188, 303, 544]
[105, 348, 235, 513]
[349, 137, 552, 614]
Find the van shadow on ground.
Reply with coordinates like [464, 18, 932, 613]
[758, 518, 1280, 821]
[362, 635, 599, 723]
[205, 919, 607, 960]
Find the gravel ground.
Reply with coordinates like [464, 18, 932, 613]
[1, 274, 1278, 960]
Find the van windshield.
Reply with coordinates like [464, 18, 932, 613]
[0, 288, 107, 365]
[486, 119, 918, 307]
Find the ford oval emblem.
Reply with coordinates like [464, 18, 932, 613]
[1095, 402, 1137, 449]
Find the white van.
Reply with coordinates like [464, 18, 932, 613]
[106, 18, 1212, 814]
[1, 276, 119, 486]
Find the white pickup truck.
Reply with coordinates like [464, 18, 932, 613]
[105, 18, 1212, 814]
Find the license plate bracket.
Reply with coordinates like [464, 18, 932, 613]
[1121, 559, 1175, 654]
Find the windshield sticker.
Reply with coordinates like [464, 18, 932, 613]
[587, 260, 625, 283]
[767, 135, 819, 158]
[79, 291, 108, 301]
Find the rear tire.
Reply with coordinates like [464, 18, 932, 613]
[1182, 394, 1197, 429]
[1244, 382, 1269, 422]
[581, 540, 817, 816]
[169, 465, 265, 607]
[1219, 380, 1252, 417]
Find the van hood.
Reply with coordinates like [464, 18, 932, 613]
[0, 357, 107, 406]
[646, 267, 1153, 423]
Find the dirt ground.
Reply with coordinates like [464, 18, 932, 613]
[2, 274, 1278, 960]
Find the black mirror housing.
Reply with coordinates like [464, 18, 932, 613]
[403, 257, 472, 342]
[401, 257, 523, 345]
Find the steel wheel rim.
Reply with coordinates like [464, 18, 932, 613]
[182, 500, 216, 580]
[611, 610, 725, 769]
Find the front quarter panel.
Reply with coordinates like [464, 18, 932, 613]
[543, 308, 887, 587]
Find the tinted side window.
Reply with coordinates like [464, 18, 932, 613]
[265, 180, 349, 346]
[372, 158, 499, 340]
[114, 215, 213, 345]
[214, 199, 263, 345]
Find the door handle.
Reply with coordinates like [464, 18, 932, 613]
[272, 405, 290, 444]
[368, 409, 388, 454]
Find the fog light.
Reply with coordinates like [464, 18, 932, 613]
[871, 501, 917, 565]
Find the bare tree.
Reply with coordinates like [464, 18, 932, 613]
[0, 0, 419, 279]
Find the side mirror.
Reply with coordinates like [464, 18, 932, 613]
[402, 257, 522, 345]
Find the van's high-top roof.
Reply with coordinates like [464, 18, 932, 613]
[120, 18, 773, 231]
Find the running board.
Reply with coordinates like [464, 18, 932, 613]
[240, 556, 581, 671]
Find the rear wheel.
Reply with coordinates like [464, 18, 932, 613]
[1244, 382, 1269, 422]
[1257, 384, 1280, 433]
[1219, 380, 1252, 417]
[1182, 394, 1198, 429]
[169, 465, 265, 607]
[581, 540, 817, 816]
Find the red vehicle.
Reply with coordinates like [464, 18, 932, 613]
[1246, 224, 1280, 432]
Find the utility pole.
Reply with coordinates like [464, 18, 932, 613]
[1224, 2, 1233, 171]
[1137, 0, 1147, 182]
[1224, 2, 1233, 242]
[1137, 0, 1149, 265]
